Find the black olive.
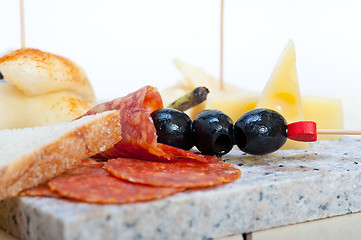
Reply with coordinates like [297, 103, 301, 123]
[234, 108, 287, 155]
[151, 108, 193, 150]
[191, 109, 234, 156]
[0, 72, 3, 80]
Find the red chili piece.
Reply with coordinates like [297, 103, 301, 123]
[287, 121, 317, 142]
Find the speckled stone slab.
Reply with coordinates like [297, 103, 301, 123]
[2, 137, 361, 240]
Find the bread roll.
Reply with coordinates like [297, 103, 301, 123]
[0, 48, 95, 101]
[0, 48, 96, 129]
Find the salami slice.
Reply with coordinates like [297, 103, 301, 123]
[157, 143, 217, 163]
[83, 86, 169, 160]
[48, 160, 183, 204]
[20, 183, 60, 198]
[104, 158, 241, 188]
[83, 86, 214, 163]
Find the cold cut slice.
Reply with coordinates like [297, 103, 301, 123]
[47, 160, 183, 204]
[104, 157, 241, 188]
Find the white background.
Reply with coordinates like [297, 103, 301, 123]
[1, 0, 361, 126]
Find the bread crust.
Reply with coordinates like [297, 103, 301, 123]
[0, 110, 122, 200]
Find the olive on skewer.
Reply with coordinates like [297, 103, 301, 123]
[234, 109, 287, 155]
[151, 108, 193, 150]
[191, 109, 234, 156]
[153, 88, 356, 157]
[152, 107, 289, 156]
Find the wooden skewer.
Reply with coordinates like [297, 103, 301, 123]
[317, 129, 361, 135]
[220, 0, 224, 91]
[20, 0, 26, 48]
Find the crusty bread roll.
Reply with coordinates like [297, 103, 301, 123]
[0, 48, 95, 101]
[0, 48, 96, 130]
[0, 110, 122, 200]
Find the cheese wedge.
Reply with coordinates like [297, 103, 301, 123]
[204, 93, 343, 141]
[256, 40, 308, 149]
[162, 58, 344, 149]
[171, 59, 254, 119]
[206, 94, 343, 141]
[303, 96, 343, 140]
[205, 92, 259, 122]
[174, 60, 220, 91]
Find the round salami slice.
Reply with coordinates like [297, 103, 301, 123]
[104, 158, 241, 188]
[157, 143, 219, 163]
[48, 160, 183, 204]
[20, 183, 60, 198]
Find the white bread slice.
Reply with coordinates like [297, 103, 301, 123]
[0, 110, 122, 200]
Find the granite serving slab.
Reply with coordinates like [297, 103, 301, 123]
[1, 137, 361, 240]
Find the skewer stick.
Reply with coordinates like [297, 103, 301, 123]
[287, 121, 361, 142]
[20, 0, 26, 48]
[317, 129, 361, 135]
[220, 0, 224, 91]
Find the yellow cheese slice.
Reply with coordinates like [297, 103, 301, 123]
[256, 40, 308, 149]
[205, 94, 343, 141]
[162, 58, 344, 149]
[303, 96, 343, 140]
[173, 59, 248, 94]
[172, 59, 254, 119]
[173, 59, 223, 91]
[205, 92, 259, 122]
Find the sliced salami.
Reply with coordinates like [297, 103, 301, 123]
[48, 160, 183, 204]
[20, 183, 60, 198]
[104, 158, 241, 188]
[83, 86, 214, 163]
[157, 143, 218, 163]
[83, 86, 168, 160]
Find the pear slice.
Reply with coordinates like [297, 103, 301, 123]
[256, 40, 308, 149]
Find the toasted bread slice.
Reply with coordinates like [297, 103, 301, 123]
[0, 110, 121, 200]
